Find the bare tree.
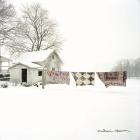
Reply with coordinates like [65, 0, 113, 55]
[135, 58, 140, 77]
[15, 3, 62, 52]
[0, 0, 15, 43]
[0, 0, 15, 72]
[112, 58, 140, 78]
[112, 60, 123, 71]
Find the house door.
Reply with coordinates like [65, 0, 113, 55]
[22, 69, 27, 82]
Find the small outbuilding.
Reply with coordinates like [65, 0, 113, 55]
[9, 62, 43, 84]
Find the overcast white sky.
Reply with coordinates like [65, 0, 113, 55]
[7, 0, 140, 71]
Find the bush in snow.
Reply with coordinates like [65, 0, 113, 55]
[0, 83, 8, 88]
[33, 81, 42, 87]
[21, 82, 31, 87]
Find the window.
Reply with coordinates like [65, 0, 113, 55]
[38, 71, 42, 76]
[52, 67, 55, 71]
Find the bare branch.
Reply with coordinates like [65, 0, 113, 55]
[13, 3, 62, 52]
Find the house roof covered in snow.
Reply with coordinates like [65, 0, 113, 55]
[9, 61, 43, 69]
[0, 56, 11, 62]
[13, 50, 58, 63]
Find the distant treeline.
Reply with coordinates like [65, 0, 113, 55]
[112, 58, 140, 77]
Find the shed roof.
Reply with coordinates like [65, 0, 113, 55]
[9, 61, 43, 69]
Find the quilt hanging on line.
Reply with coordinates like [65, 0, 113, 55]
[97, 71, 127, 87]
[45, 71, 70, 85]
[72, 72, 95, 86]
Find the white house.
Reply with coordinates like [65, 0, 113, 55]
[13, 50, 63, 71]
[9, 50, 63, 84]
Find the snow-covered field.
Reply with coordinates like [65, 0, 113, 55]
[0, 78, 140, 140]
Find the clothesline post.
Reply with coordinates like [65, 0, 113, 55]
[42, 67, 45, 89]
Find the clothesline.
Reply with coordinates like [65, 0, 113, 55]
[43, 71, 127, 88]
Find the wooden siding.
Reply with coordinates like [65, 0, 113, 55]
[9, 64, 42, 84]
[36, 52, 62, 71]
